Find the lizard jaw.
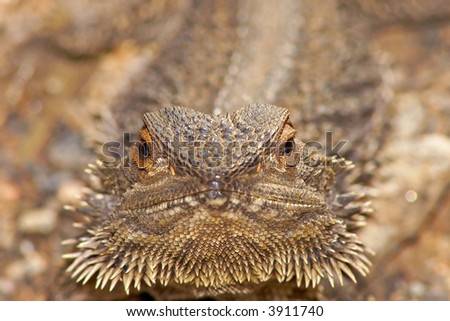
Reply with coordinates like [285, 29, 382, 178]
[63, 200, 371, 296]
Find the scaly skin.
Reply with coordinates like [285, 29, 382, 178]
[63, 104, 372, 299]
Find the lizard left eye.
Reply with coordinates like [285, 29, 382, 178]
[284, 138, 295, 155]
[282, 138, 299, 167]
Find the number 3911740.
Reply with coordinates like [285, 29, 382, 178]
[268, 305, 324, 317]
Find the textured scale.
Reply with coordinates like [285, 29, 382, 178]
[143, 105, 289, 178]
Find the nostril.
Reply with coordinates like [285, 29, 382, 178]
[209, 180, 221, 189]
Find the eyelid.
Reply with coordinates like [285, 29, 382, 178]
[139, 127, 152, 143]
[279, 121, 297, 141]
[278, 123, 296, 152]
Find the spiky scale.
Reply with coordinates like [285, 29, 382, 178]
[312, 262, 325, 278]
[321, 260, 334, 278]
[95, 277, 102, 290]
[337, 261, 357, 283]
[327, 272, 335, 288]
[67, 252, 86, 273]
[109, 275, 121, 292]
[295, 269, 304, 288]
[142, 275, 153, 288]
[304, 272, 311, 288]
[62, 252, 81, 260]
[145, 267, 158, 285]
[303, 262, 313, 282]
[311, 269, 318, 288]
[285, 260, 295, 282]
[71, 259, 92, 279]
[331, 259, 344, 286]
[81, 263, 103, 285]
[125, 260, 137, 274]
[159, 268, 172, 287]
[123, 271, 134, 294]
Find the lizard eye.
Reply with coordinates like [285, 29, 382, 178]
[131, 127, 153, 169]
[138, 141, 150, 160]
[284, 138, 295, 155]
[281, 137, 299, 167]
[132, 140, 152, 169]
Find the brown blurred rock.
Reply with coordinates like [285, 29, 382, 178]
[18, 207, 57, 235]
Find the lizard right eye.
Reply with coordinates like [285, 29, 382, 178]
[131, 138, 153, 169]
[283, 138, 295, 155]
[138, 141, 150, 160]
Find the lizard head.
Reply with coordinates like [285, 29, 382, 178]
[64, 104, 372, 297]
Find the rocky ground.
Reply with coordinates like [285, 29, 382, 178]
[0, 0, 449, 300]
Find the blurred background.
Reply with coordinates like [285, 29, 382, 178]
[0, 0, 449, 300]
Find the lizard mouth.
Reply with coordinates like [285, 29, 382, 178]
[135, 188, 325, 212]
[200, 189, 325, 211]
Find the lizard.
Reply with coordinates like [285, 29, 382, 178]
[54, 0, 383, 300]
[52, 0, 450, 300]
[62, 104, 372, 300]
